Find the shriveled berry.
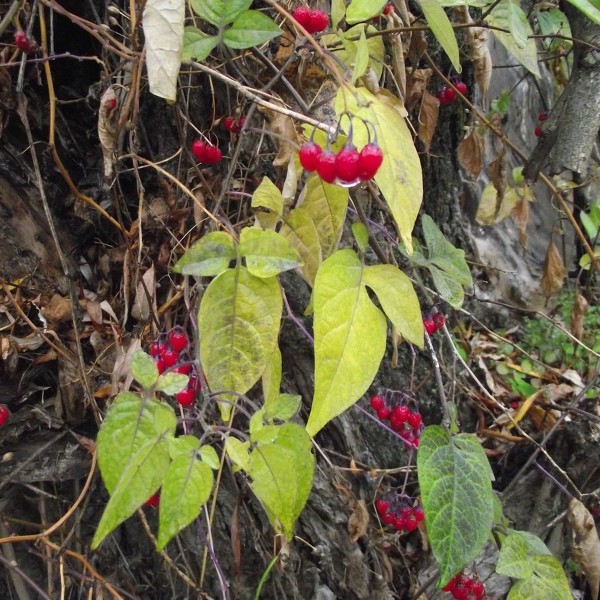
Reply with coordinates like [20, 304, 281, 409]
[335, 145, 360, 182]
[316, 150, 337, 183]
[14, 30, 37, 53]
[375, 498, 389, 514]
[538, 111, 548, 121]
[357, 143, 384, 180]
[0, 406, 9, 427]
[145, 493, 160, 507]
[176, 388, 196, 407]
[407, 411, 422, 430]
[222, 116, 236, 131]
[307, 10, 329, 34]
[370, 394, 385, 411]
[455, 81, 468, 95]
[377, 406, 391, 420]
[383, 3, 394, 15]
[534, 126, 543, 137]
[169, 328, 189, 352]
[299, 142, 322, 171]
[162, 348, 180, 368]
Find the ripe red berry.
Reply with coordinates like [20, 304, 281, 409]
[375, 498, 389, 514]
[192, 139, 207, 161]
[307, 10, 329, 34]
[335, 145, 360, 183]
[150, 341, 162, 358]
[413, 506, 425, 522]
[357, 143, 384, 180]
[222, 116, 236, 131]
[232, 116, 245, 133]
[534, 126, 543, 137]
[455, 81, 468, 95]
[442, 576, 459, 593]
[382, 511, 396, 525]
[0, 406, 9, 427]
[156, 358, 167, 374]
[293, 6, 311, 29]
[173, 363, 193, 375]
[393, 405, 410, 423]
[424, 318, 436, 335]
[188, 374, 201, 391]
[176, 388, 196, 407]
[470, 580, 485, 598]
[383, 3, 394, 15]
[162, 348, 180, 368]
[404, 513, 419, 532]
[145, 493, 160, 507]
[437, 86, 456, 106]
[105, 97, 118, 110]
[316, 150, 337, 183]
[538, 111, 548, 121]
[299, 142, 322, 171]
[393, 514, 407, 531]
[14, 30, 37, 53]
[169, 328, 189, 352]
[204, 144, 223, 164]
[407, 411, 422, 430]
[370, 394, 385, 411]
[377, 406, 391, 420]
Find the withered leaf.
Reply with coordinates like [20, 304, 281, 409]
[457, 128, 484, 179]
[511, 196, 530, 248]
[348, 499, 369, 543]
[258, 100, 299, 167]
[418, 91, 440, 154]
[568, 499, 600, 600]
[571, 293, 588, 341]
[540, 241, 566, 298]
[406, 68, 432, 113]
[98, 87, 118, 179]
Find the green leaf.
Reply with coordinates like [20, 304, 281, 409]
[497, 530, 551, 579]
[97, 393, 177, 494]
[563, 0, 600, 25]
[580, 210, 598, 239]
[335, 86, 422, 253]
[428, 265, 466, 308]
[223, 10, 281, 49]
[417, 0, 461, 72]
[198, 266, 282, 420]
[350, 27, 370, 84]
[331, 0, 347, 29]
[131, 350, 159, 389]
[537, 8, 572, 52]
[280, 174, 349, 285]
[306, 250, 387, 436]
[417, 425, 495, 586]
[239, 228, 302, 278]
[168, 435, 200, 458]
[173, 231, 236, 276]
[351, 222, 369, 254]
[346, 0, 388, 23]
[182, 28, 220, 62]
[363, 264, 424, 347]
[92, 435, 171, 548]
[265, 393, 301, 421]
[251, 177, 284, 216]
[249, 408, 267, 438]
[199, 445, 220, 469]
[225, 437, 250, 471]
[262, 345, 282, 409]
[157, 453, 213, 550]
[190, 0, 252, 27]
[155, 372, 189, 395]
[248, 424, 314, 540]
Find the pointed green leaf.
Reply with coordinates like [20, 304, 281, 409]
[190, 0, 251, 27]
[306, 250, 387, 436]
[497, 530, 551, 579]
[564, 0, 600, 25]
[223, 10, 281, 49]
[428, 264, 465, 308]
[198, 267, 282, 420]
[248, 424, 314, 540]
[351, 223, 369, 254]
[97, 393, 177, 494]
[239, 228, 302, 278]
[262, 345, 282, 409]
[265, 394, 301, 421]
[251, 176, 284, 216]
[157, 453, 213, 550]
[335, 86, 422, 252]
[199, 445, 220, 469]
[346, 0, 388, 23]
[280, 175, 349, 285]
[168, 435, 200, 458]
[155, 372, 189, 395]
[225, 437, 250, 471]
[417, 425, 495, 586]
[182, 28, 220, 62]
[363, 264, 424, 347]
[173, 231, 236, 276]
[131, 350, 159, 389]
[249, 408, 267, 438]
[417, 0, 461, 71]
[92, 435, 171, 548]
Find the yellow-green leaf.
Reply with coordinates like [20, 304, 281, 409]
[239, 227, 302, 278]
[251, 176, 284, 216]
[173, 231, 236, 276]
[346, 0, 388, 23]
[417, 0, 461, 72]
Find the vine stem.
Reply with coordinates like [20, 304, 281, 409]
[425, 331, 451, 430]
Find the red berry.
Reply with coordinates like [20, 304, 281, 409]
[382, 511, 395, 525]
[162, 348, 180, 368]
[232, 116, 245, 134]
[14, 30, 37, 53]
[150, 341, 161, 358]
[316, 150, 337, 183]
[370, 394, 385, 411]
[176, 388, 196, 407]
[377, 406, 391, 420]
[307, 10, 329, 34]
[470, 580, 485, 598]
[334, 145, 360, 183]
[455, 81, 468, 95]
[222, 116, 236, 131]
[510, 400, 519, 410]
[442, 576, 459, 593]
[156, 358, 167, 374]
[299, 142, 322, 171]
[393, 514, 407, 531]
[293, 7, 311, 29]
[145, 493, 160, 507]
[173, 363, 193, 375]
[169, 328, 189, 352]
[404, 513, 419, 532]
[424, 318, 436, 335]
[357, 143, 384, 180]
[375, 498, 389, 515]
[432, 312, 446, 331]
[188, 374, 201, 391]
[534, 126, 543, 137]
[538, 111, 548, 121]
[413, 506, 425, 522]
[192, 139, 207, 161]
[437, 87, 456, 106]
[407, 411, 422, 430]
[204, 144, 223, 164]
[393, 405, 410, 423]
[383, 3, 394, 15]
[0, 406, 9, 427]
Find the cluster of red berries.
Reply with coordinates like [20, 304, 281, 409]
[14, 30, 38, 54]
[436, 81, 468, 106]
[299, 142, 384, 184]
[0, 405, 9, 427]
[375, 494, 425, 533]
[534, 112, 547, 137]
[192, 139, 222, 165]
[423, 311, 445, 335]
[442, 573, 489, 600]
[370, 394, 423, 448]
[222, 115, 246, 134]
[150, 327, 201, 407]
[292, 7, 329, 34]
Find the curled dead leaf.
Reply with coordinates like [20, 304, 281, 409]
[418, 91, 439, 154]
[540, 241, 566, 298]
[98, 87, 118, 178]
[258, 100, 299, 167]
[511, 196, 530, 248]
[406, 68, 432, 113]
[489, 148, 507, 215]
[571, 293, 588, 341]
[457, 128, 484, 179]
[348, 499, 369, 543]
[568, 499, 600, 600]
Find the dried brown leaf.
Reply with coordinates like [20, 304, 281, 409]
[457, 128, 484, 179]
[511, 196, 530, 248]
[417, 91, 440, 154]
[568, 499, 600, 599]
[348, 499, 369, 543]
[258, 101, 299, 167]
[131, 264, 156, 321]
[571, 292, 588, 341]
[41, 294, 72, 328]
[540, 241, 566, 298]
[390, 33, 406, 102]
[98, 87, 118, 179]
[406, 68, 432, 113]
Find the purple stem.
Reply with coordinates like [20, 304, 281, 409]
[282, 288, 314, 344]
